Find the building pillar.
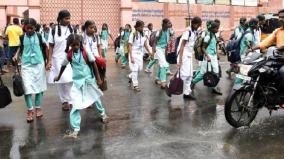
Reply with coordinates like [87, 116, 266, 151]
[120, 0, 132, 27]
[0, 6, 6, 31]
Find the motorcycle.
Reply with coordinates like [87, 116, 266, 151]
[225, 47, 284, 128]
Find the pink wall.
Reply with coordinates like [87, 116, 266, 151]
[128, 1, 282, 39]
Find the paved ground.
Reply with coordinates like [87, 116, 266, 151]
[1, 50, 284, 159]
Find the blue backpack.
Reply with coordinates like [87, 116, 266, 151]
[226, 30, 251, 63]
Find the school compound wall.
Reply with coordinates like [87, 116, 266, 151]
[129, 0, 282, 39]
[0, 0, 283, 40]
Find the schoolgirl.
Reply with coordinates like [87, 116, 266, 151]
[120, 24, 131, 68]
[128, 20, 152, 92]
[152, 18, 172, 89]
[47, 10, 74, 111]
[82, 20, 102, 57]
[177, 17, 202, 100]
[13, 18, 47, 122]
[191, 21, 222, 95]
[100, 23, 114, 58]
[54, 34, 108, 138]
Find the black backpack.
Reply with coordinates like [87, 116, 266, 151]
[194, 31, 213, 61]
[226, 30, 251, 63]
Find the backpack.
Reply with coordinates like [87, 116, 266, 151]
[20, 33, 47, 62]
[114, 36, 121, 50]
[193, 31, 213, 61]
[67, 49, 107, 91]
[226, 30, 251, 63]
[149, 30, 163, 47]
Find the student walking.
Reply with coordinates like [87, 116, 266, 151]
[47, 10, 75, 111]
[13, 18, 47, 123]
[54, 34, 108, 138]
[128, 20, 152, 92]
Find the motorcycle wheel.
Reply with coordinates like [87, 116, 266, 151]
[225, 89, 259, 128]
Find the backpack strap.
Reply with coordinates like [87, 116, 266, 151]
[52, 26, 56, 43]
[81, 49, 89, 64]
[19, 35, 24, 55]
[67, 49, 73, 63]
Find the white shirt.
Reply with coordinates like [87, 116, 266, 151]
[83, 34, 101, 57]
[128, 31, 146, 53]
[48, 25, 72, 59]
[178, 29, 197, 55]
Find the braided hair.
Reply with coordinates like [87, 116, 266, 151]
[83, 20, 97, 43]
[57, 10, 73, 37]
[65, 34, 83, 53]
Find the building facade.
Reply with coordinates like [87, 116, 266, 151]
[0, 0, 283, 37]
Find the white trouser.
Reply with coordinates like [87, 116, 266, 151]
[129, 71, 139, 87]
[129, 50, 143, 87]
[57, 82, 73, 103]
[181, 76, 192, 95]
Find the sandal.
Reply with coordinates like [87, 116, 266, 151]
[63, 130, 78, 139]
[155, 79, 161, 85]
[134, 86, 141, 92]
[35, 108, 43, 118]
[62, 102, 70, 111]
[26, 110, 34, 123]
[160, 82, 167, 89]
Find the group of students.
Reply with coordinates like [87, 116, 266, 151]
[5, 7, 277, 139]
[9, 10, 112, 138]
[115, 16, 223, 98]
[119, 14, 272, 98]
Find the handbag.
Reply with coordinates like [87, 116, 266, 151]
[166, 69, 183, 96]
[0, 75, 12, 108]
[203, 62, 220, 87]
[12, 64, 25, 97]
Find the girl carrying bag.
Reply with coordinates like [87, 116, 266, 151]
[12, 63, 25, 97]
[0, 75, 12, 108]
[203, 62, 220, 87]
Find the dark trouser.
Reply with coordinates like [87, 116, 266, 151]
[8, 46, 19, 65]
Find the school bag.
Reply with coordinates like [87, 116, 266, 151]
[166, 36, 179, 64]
[67, 49, 107, 91]
[203, 62, 220, 87]
[0, 75, 12, 108]
[20, 33, 47, 62]
[12, 64, 25, 97]
[149, 29, 164, 47]
[226, 30, 251, 63]
[114, 35, 121, 50]
[165, 69, 183, 97]
[193, 31, 212, 61]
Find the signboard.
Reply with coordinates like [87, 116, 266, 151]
[196, 0, 214, 4]
[215, 0, 230, 5]
[245, 0, 258, 6]
[177, 0, 195, 3]
[231, 0, 245, 5]
[157, 0, 177, 2]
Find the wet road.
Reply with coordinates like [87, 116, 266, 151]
[1, 51, 284, 159]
